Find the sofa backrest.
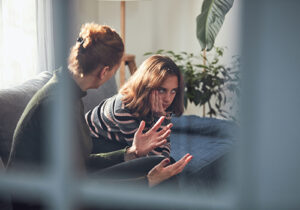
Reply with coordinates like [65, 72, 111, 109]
[0, 71, 117, 166]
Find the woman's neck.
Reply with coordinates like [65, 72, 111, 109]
[72, 74, 90, 91]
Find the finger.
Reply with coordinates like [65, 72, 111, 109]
[154, 139, 167, 148]
[167, 123, 173, 129]
[185, 155, 193, 163]
[158, 95, 165, 112]
[157, 123, 172, 136]
[157, 158, 170, 169]
[155, 90, 160, 113]
[147, 116, 165, 134]
[170, 154, 190, 170]
[179, 154, 193, 168]
[136, 120, 145, 135]
[172, 154, 193, 173]
[158, 93, 167, 115]
[157, 129, 171, 141]
[179, 154, 192, 164]
[176, 155, 192, 173]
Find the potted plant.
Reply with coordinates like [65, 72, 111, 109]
[144, 46, 240, 121]
[144, 0, 238, 120]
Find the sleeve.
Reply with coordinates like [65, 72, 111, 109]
[113, 105, 140, 143]
[85, 95, 139, 143]
[86, 148, 127, 172]
[85, 101, 103, 138]
[89, 155, 166, 186]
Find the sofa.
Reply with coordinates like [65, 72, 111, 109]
[0, 71, 237, 203]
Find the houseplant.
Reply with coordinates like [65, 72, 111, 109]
[144, 0, 238, 120]
[144, 46, 240, 121]
[196, 0, 234, 51]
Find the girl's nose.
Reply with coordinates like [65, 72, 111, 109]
[165, 93, 172, 102]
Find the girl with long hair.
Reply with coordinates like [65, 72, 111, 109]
[86, 55, 184, 158]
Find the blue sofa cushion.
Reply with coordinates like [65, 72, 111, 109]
[170, 115, 237, 175]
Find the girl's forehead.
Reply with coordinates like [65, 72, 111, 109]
[160, 75, 178, 87]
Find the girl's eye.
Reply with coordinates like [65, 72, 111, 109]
[158, 88, 165, 94]
[171, 89, 177, 94]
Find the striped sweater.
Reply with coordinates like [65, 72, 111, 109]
[85, 94, 171, 157]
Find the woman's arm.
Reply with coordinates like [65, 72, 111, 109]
[93, 153, 193, 188]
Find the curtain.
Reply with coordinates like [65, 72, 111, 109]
[36, 0, 55, 74]
[0, 0, 54, 89]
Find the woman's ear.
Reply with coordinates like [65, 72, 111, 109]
[98, 66, 110, 80]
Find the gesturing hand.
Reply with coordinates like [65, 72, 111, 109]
[147, 153, 193, 187]
[128, 116, 172, 157]
[151, 90, 166, 116]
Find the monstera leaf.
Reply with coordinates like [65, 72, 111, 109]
[196, 0, 234, 51]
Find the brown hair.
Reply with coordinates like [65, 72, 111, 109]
[68, 23, 124, 76]
[120, 55, 184, 119]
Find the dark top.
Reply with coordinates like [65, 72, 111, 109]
[7, 68, 127, 173]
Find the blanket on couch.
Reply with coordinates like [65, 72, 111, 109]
[170, 115, 237, 191]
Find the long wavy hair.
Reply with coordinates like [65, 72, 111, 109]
[68, 23, 124, 76]
[120, 55, 184, 119]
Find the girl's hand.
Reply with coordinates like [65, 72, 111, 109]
[147, 153, 193, 187]
[151, 90, 166, 116]
[127, 116, 172, 157]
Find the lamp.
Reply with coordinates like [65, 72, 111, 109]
[119, 1, 138, 86]
[97, 0, 139, 87]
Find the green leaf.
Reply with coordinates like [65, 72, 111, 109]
[166, 50, 176, 55]
[195, 64, 209, 69]
[196, 0, 234, 51]
[156, 49, 164, 54]
[194, 90, 202, 105]
[144, 52, 153, 56]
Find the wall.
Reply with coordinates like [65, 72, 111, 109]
[70, 0, 242, 117]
